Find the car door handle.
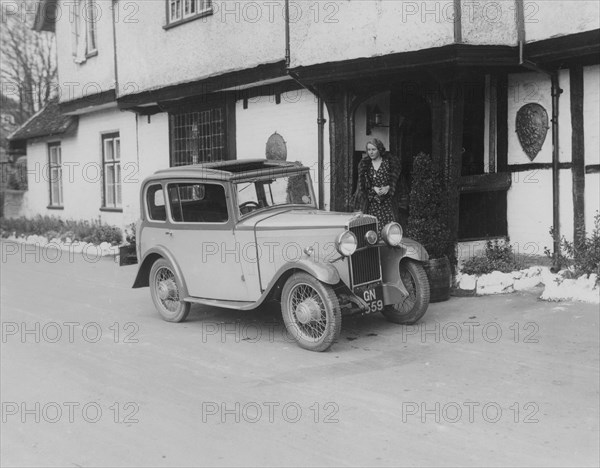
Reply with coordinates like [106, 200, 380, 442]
[165, 231, 173, 236]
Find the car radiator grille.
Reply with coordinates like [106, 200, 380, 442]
[349, 216, 381, 287]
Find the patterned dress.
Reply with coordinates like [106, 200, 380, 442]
[366, 158, 396, 229]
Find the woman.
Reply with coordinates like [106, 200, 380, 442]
[353, 138, 402, 230]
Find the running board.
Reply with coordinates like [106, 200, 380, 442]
[184, 296, 258, 310]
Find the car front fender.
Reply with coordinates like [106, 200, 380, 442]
[380, 240, 428, 305]
[263, 257, 341, 294]
[132, 245, 189, 297]
[397, 238, 429, 262]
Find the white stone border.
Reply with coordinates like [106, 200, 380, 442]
[2, 234, 120, 257]
[456, 266, 599, 304]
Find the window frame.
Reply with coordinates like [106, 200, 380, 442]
[101, 132, 122, 211]
[166, 181, 229, 225]
[145, 183, 168, 223]
[165, 0, 213, 29]
[85, 0, 98, 56]
[47, 142, 63, 209]
[72, 0, 98, 63]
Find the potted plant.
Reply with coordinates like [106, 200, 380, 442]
[405, 152, 454, 302]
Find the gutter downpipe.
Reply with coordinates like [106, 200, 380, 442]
[516, 0, 562, 272]
[317, 97, 325, 209]
[284, 0, 326, 209]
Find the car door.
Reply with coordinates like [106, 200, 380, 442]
[164, 180, 250, 301]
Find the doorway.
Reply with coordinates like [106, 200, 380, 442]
[389, 85, 432, 225]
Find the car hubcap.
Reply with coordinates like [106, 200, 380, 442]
[295, 297, 321, 324]
[288, 283, 327, 340]
[158, 278, 177, 301]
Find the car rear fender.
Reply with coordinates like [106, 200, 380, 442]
[132, 246, 189, 297]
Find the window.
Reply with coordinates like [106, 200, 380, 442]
[147, 185, 167, 221]
[169, 107, 226, 166]
[72, 0, 98, 63]
[48, 143, 63, 208]
[235, 174, 313, 217]
[102, 133, 121, 209]
[168, 0, 213, 24]
[167, 183, 228, 223]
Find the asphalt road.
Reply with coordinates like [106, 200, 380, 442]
[1, 241, 599, 467]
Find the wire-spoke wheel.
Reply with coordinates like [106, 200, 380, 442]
[149, 258, 190, 323]
[382, 260, 430, 325]
[281, 272, 341, 352]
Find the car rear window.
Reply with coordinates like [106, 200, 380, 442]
[146, 184, 166, 221]
[167, 183, 228, 223]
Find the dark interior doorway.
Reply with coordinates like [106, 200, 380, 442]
[389, 85, 432, 225]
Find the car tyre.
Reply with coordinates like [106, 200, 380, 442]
[281, 272, 342, 352]
[149, 258, 190, 323]
[382, 260, 430, 325]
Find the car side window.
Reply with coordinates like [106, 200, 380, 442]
[167, 182, 228, 223]
[146, 184, 166, 221]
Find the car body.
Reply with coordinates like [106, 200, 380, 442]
[126, 159, 431, 351]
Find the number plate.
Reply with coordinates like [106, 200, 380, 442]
[354, 283, 384, 314]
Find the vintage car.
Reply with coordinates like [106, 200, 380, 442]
[125, 159, 430, 351]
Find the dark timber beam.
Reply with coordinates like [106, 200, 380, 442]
[570, 65, 586, 247]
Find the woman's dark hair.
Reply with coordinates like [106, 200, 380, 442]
[366, 138, 386, 155]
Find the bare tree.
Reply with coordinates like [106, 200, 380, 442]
[1, 0, 57, 125]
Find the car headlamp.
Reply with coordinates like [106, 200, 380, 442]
[381, 222, 403, 247]
[335, 230, 357, 256]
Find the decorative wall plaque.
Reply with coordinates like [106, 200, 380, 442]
[265, 132, 287, 160]
[515, 103, 549, 161]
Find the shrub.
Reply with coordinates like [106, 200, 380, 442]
[0, 215, 122, 245]
[546, 212, 600, 278]
[406, 152, 454, 260]
[461, 238, 524, 275]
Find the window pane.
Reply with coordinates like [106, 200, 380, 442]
[104, 139, 114, 161]
[168, 185, 183, 222]
[115, 164, 122, 206]
[105, 165, 115, 206]
[168, 183, 227, 223]
[147, 185, 166, 221]
[114, 138, 120, 161]
[50, 167, 63, 206]
[170, 107, 225, 166]
[57, 170, 63, 205]
[86, 0, 97, 51]
[48, 143, 62, 206]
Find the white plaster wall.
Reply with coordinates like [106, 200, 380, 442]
[526, 1, 600, 42]
[583, 65, 600, 233]
[22, 108, 152, 230]
[585, 174, 600, 233]
[355, 93, 390, 152]
[235, 89, 331, 210]
[584, 65, 600, 166]
[55, 0, 116, 102]
[460, 0, 517, 45]
[507, 70, 572, 165]
[289, 0, 455, 68]
[507, 169, 574, 248]
[116, 0, 285, 96]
